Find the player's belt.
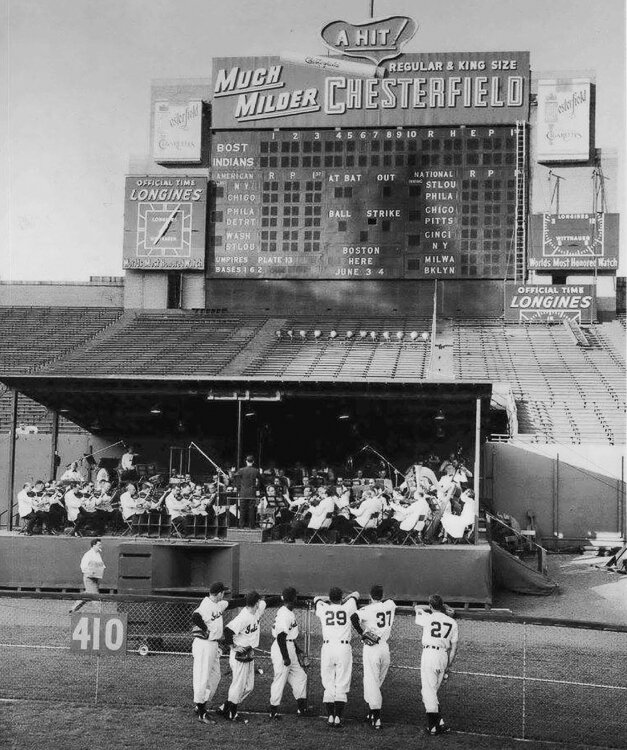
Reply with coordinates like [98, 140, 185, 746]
[324, 640, 350, 644]
[423, 645, 443, 649]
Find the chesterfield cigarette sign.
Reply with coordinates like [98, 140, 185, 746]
[536, 79, 591, 162]
[211, 50, 529, 129]
[505, 284, 595, 323]
[153, 100, 202, 163]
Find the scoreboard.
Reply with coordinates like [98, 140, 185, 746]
[208, 126, 519, 279]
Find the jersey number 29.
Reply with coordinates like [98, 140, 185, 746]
[325, 611, 347, 626]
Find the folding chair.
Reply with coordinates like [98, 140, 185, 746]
[305, 512, 334, 544]
[349, 512, 380, 545]
[168, 515, 186, 539]
[397, 514, 426, 545]
[120, 516, 138, 537]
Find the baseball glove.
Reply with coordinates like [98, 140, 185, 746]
[191, 625, 208, 640]
[233, 645, 254, 662]
[297, 652, 311, 669]
[361, 630, 381, 647]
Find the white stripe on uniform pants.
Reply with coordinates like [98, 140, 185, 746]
[320, 642, 352, 703]
[362, 641, 390, 710]
[421, 647, 448, 713]
[228, 650, 255, 705]
[192, 639, 221, 704]
[270, 640, 307, 706]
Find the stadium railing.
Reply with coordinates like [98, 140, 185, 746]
[1, 591, 625, 748]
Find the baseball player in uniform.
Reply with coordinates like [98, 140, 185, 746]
[191, 581, 229, 724]
[218, 591, 267, 721]
[414, 594, 458, 736]
[350, 584, 396, 729]
[314, 587, 360, 727]
[268, 586, 308, 719]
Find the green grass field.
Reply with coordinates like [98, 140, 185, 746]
[2, 596, 626, 749]
[4, 701, 608, 750]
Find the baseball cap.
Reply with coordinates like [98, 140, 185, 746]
[209, 581, 226, 595]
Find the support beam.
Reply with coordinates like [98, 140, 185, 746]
[236, 399, 243, 469]
[50, 409, 59, 481]
[552, 454, 560, 551]
[5, 390, 19, 530]
[473, 397, 481, 544]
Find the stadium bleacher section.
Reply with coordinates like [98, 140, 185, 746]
[0, 307, 123, 375]
[0, 307, 625, 445]
[454, 320, 626, 445]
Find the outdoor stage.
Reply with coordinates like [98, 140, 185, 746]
[0, 535, 492, 605]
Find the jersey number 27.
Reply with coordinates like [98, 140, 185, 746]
[430, 621, 452, 638]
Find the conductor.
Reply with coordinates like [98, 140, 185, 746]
[234, 455, 260, 529]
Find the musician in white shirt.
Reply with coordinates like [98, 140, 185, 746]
[119, 484, 140, 522]
[350, 489, 384, 529]
[165, 485, 192, 536]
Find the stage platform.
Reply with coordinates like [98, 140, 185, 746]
[0, 534, 492, 605]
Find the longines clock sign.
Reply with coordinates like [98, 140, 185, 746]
[529, 213, 619, 270]
[123, 176, 207, 270]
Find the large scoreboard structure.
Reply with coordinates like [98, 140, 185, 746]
[206, 43, 529, 281]
[124, 17, 534, 287]
[209, 125, 520, 279]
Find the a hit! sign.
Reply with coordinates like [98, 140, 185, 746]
[70, 612, 128, 656]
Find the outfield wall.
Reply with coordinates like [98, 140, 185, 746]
[484, 442, 625, 546]
[0, 537, 492, 605]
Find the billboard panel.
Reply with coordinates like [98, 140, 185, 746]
[529, 213, 619, 271]
[505, 283, 595, 323]
[210, 51, 530, 129]
[152, 100, 203, 163]
[123, 176, 207, 270]
[536, 79, 591, 162]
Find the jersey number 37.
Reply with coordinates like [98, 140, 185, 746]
[376, 611, 392, 628]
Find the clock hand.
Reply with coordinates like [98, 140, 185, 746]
[153, 204, 181, 245]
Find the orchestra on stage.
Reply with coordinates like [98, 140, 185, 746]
[15, 446, 478, 545]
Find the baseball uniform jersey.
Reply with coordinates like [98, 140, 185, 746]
[227, 601, 267, 705]
[357, 600, 396, 710]
[192, 597, 229, 704]
[415, 608, 458, 712]
[315, 596, 357, 703]
[270, 605, 307, 706]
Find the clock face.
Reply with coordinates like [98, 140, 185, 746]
[542, 214, 604, 258]
[136, 202, 193, 257]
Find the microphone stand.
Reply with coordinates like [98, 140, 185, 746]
[359, 444, 404, 488]
[189, 441, 229, 492]
[66, 440, 126, 480]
